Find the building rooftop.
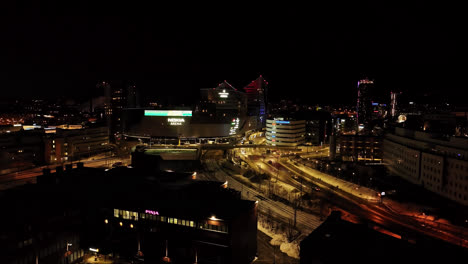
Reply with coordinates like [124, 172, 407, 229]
[0, 165, 251, 222]
[300, 211, 468, 264]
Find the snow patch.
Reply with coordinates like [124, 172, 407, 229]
[258, 220, 300, 259]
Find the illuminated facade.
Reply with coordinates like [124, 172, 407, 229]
[265, 119, 305, 146]
[356, 78, 374, 132]
[97, 81, 126, 140]
[337, 134, 383, 162]
[44, 126, 110, 163]
[197, 81, 247, 124]
[123, 108, 239, 139]
[384, 127, 468, 205]
[244, 76, 268, 130]
[390, 91, 402, 118]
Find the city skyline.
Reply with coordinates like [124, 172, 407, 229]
[1, 3, 468, 263]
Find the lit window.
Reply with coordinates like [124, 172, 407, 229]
[123, 211, 130, 220]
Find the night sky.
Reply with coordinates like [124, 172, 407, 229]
[1, 2, 466, 105]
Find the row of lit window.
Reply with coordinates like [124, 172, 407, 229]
[199, 222, 229, 233]
[114, 209, 138, 220]
[113, 209, 227, 233]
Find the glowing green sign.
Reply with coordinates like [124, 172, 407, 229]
[145, 110, 192, 117]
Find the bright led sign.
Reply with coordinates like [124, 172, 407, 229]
[229, 118, 240, 135]
[275, 121, 290, 124]
[219, 89, 229, 98]
[145, 110, 192, 117]
[168, 118, 185, 125]
[145, 210, 159, 215]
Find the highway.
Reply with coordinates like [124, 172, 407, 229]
[233, 142, 468, 248]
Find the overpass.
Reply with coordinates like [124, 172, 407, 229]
[134, 143, 306, 160]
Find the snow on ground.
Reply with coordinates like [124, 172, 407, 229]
[258, 218, 300, 259]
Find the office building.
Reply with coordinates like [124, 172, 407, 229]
[266, 118, 305, 146]
[0, 129, 44, 173]
[384, 127, 468, 206]
[244, 75, 268, 130]
[336, 134, 383, 162]
[1, 164, 258, 264]
[126, 84, 141, 108]
[197, 81, 247, 123]
[356, 78, 374, 132]
[97, 81, 126, 140]
[296, 110, 332, 145]
[390, 91, 402, 119]
[44, 126, 110, 163]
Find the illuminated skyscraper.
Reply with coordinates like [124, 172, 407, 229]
[96, 81, 126, 141]
[127, 84, 141, 108]
[244, 75, 268, 129]
[356, 78, 374, 132]
[390, 91, 401, 118]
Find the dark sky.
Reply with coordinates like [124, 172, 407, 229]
[1, 2, 466, 105]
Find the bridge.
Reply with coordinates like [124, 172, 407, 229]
[134, 143, 307, 160]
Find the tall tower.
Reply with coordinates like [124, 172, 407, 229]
[356, 78, 374, 132]
[96, 81, 112, 127]
[96, 81, 126, 142]
[244, 75, 268, 129]
[127, 84, 141, 108]
[390, 91, 401, 119]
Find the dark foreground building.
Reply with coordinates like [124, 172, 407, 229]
[0, 164, 257, 264]
[300, 211, 468, 264]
